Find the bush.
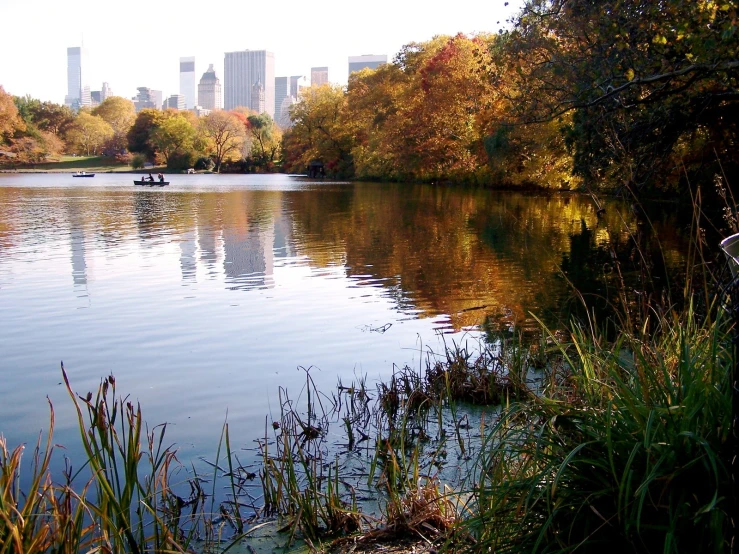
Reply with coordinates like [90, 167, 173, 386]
[167, 150, 196, 171]
[194, 156, 214, 171]
[114, 152, 132, 165]
[131, 154, 146, 170]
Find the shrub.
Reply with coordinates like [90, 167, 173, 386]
[194, 156, 214, 171]
[167, 150, 196, 171]
[131, 153, 146, 170]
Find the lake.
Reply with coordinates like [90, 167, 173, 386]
[0, 172, 690, 470]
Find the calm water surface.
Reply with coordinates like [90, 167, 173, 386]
[0, 173, 689, 467]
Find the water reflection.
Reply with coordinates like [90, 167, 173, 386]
[0, 174, 696, 489]
[0, 180, 691, 334]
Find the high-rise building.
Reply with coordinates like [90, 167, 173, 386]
[65, 46, 90, 110]
[348, 55, 387, 76]
[274, 76, 288, 125]
[275, 76, 308, 127]
[179, 56, 196, 109]
[250, 81, 265, 113]
[311, 66, 328, 87]
[101, 82, 113, 102]
[90, 82, 113, 108]
[290, 75, 308, 98]
[134, 87, 163, 112]
[198, 64, 222, 111]
[166, 94, 186, 110]
[224, 50, 275, 116]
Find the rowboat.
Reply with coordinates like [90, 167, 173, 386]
[72, 172, 95, 177]
[134, 180, 169, 186]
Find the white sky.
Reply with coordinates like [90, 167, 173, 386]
[0, 0, 523, 104]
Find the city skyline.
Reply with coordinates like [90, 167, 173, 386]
[0, 0, 523, 105]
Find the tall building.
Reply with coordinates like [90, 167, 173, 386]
[166, 94, 186, 110]
[134, 87, 162, 112]
[348, 54, 387, 76]
[179, 56, 196, 109]
[90, 82, 113, 108]
[101, 82, 113, 102]
[250, 81, 265, 113]
[311, 66, 328, 86]
[275, 76, 308, 127]
[65, 46, 90, 110]
[290, 75, 308, 98]
[274, 76, 288, 125]
[224, 50, 275, 116]
[198, 64, 222, 111]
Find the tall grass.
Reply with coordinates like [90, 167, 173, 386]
[465, 298, 733, 553]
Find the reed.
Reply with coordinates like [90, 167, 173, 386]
[465, 299, 733, 553]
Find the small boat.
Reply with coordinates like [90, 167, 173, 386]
[133, 180, 169, 187]
[72, 171, 95, 177]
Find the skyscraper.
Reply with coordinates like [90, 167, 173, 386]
[101, 82, 113, 102]
[134, 87, 162, 112]
[179, 57, 196, 109]
[274, 77, 288, 125]
[65, 46, 90, 109]
[348, 55, 387, 77]
[166, 94, 186, 110]
[290, 75, 308, 98]
[224, 50, 275, 116]
[198, 64, 222, 111]
[311, 67, 329, 86]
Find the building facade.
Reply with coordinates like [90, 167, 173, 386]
[65, 46, 90, 110]
[348, 54, 387, 77]
[198, 64, 222, 111]
[311, 66, 328, 86]
[274, 76, 288, 125]
[166, 94, 186, 110]
[134, 87, 163, 112]
[290, 75, 308, 98]
[179, 57, 197, 109]
[224, 50, 275, 116]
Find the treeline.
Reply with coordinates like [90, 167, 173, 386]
[0, 87, 282, 172]
[284, 0, 739, 192]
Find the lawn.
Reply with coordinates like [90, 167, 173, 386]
[12, 155, 138, 173]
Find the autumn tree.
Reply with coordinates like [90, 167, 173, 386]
[199, 111, 244, 172]
[0, 86, 25, 143]
[92, 97, 136, 153]
[285, 84, 353, 176]
[65, 112, 114, 155]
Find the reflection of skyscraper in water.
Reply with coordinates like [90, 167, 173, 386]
[198, 227, 220, 274]
[272, 209, 293, 259]
[223, 221, 274, 290]
[70, 227, 87, 286]
[68, 205, 88, 287]
[179, 230, 197, 282]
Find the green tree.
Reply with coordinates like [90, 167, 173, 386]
[504, 0, 739, 190]
[150, 114, 196, 165]
[127, 109, 166, 161]
[246, 113, 278, 163]
[65, 112, 114, 155]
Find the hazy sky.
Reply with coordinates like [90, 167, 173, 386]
[0, 0, 523, 104]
